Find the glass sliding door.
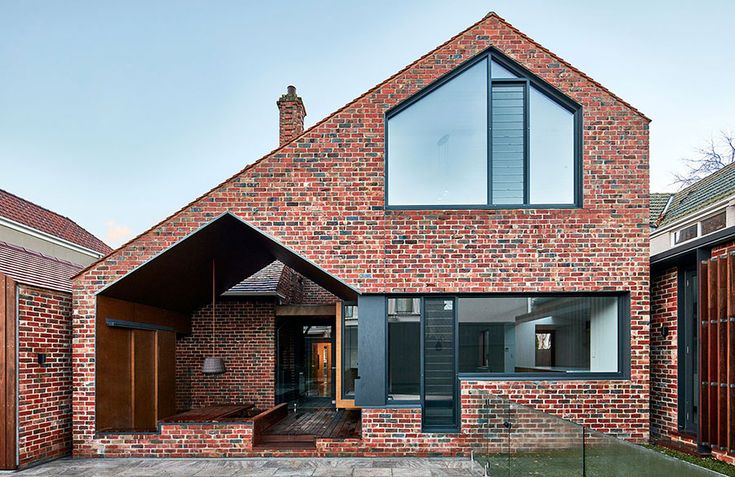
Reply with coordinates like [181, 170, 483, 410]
[422, 297, 458, 430]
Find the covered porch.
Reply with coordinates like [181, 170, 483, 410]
[92, 213, 361, 453]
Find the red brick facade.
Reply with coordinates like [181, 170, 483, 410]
[72, 13, 649, 457]
[176, 300, 276, 411]
[650, 267, 686, 444]
[17, 285, 72, 467]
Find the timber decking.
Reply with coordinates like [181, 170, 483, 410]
[265, 408, 361, 439]
[163, 404, 254, 423]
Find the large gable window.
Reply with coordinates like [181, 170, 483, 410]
[386, 50, 581, 209]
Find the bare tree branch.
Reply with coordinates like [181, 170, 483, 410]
[672, 130, 735, 188]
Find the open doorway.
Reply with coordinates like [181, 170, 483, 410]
[276, 316, 335, 408]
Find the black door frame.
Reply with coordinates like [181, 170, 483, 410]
[678, 266, 698, 435]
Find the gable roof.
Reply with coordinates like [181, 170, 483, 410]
[0, 240, 82, 293]
[76, 11, 648, 279]
[0, 189, 112, 255]
[654, 162, 735, 228]
[223, 260, 285, 297]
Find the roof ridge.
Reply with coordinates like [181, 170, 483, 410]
[676, 161, 735, 196]
[0, 240, 84, 268]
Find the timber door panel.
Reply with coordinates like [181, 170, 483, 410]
[0, 273, 17, 470]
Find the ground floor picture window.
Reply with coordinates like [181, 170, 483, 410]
[458, 296, 620, 375]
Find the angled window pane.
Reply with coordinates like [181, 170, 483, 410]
[491, 60, 518, 79]
[387, 60, 488, 206]
[529, 86, 575, 204]
[491, 83, 525, 204]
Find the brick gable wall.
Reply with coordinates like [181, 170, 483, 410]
[17, 285, 72, 467]
[176, 301, 276, 411]
[72, 14, 649, 456]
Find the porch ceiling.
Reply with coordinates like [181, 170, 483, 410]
[98, 213, 358, 313]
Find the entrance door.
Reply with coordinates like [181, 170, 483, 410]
[680, 268, 698, 435]
[422, 297, 458, 431]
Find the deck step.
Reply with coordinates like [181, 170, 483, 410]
[258, 434, 316, 444]
[255, 434, 317, 450]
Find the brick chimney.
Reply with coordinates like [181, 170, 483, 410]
[277, 85, 306, 146]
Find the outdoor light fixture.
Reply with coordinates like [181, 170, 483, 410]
[202, 259, 226, 375]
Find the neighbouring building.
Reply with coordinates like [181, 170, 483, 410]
[650, 163, 735, 465]
[69, 11, 651, 459]
[0, 190, 110, 469]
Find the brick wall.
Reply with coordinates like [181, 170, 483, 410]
[176, 300, 276, 411]
[711, 240, 735, 258]
[17, 285, 72, 467]
[72, 13, 649, 456]
[650, 267, 680, 442]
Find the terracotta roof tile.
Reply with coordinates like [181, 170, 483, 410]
[0, 189, 111, 255]
[0, 240, 82, 293]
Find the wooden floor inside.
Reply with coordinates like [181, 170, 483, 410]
[266, 408, 361, 439]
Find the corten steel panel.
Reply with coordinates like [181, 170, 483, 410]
[729, 254, 735, 452]
[709, 258, 718, 448]
[699, 255, 735, 455]
[96, 296, 188, 431]
[133, 330, 156, 431]
[156, 331, 176, 421]
[355, 295, 386, 407]
[718, 257, 727, 449]
[98, 214, 357, 314]
[96, 297, 134, 431]
[0, 273, 17, 470]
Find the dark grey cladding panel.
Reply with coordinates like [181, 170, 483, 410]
[355, 295, 386, 407]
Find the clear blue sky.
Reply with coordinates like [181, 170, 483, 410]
[1, 1, 733, 247]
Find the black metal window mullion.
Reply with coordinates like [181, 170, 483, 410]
[523, 79, 530, 205]
[488, 52, 492, 207]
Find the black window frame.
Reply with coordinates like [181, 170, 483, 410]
[341, 301, 359, 400]
[384, 292, 630, 390]
[386, 297, 422, 404]
[384, 47, 583, 210]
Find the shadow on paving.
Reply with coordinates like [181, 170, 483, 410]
[9, 457, 484, 477]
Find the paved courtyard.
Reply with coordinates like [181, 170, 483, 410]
[7, 457, 483, 476]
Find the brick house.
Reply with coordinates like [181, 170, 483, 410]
[650, 163, 735, 464]
[0, 190, 110, 469]
[68, 12, 650, 459]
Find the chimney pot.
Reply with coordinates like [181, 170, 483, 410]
[277, 85, 307, 146]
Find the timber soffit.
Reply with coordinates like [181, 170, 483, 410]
[73, 11, 650, 280]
